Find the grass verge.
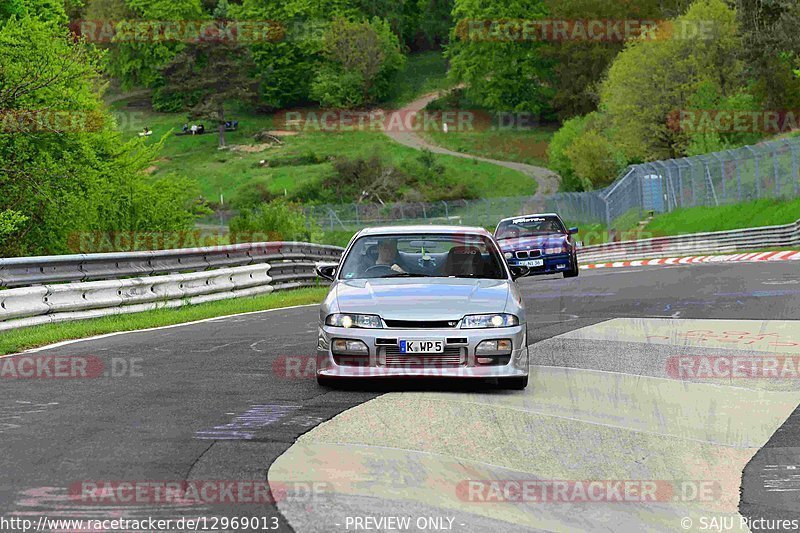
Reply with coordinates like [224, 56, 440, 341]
[385, 51, 451, 108]
[0, 286, 328, 356]
[645, 198, 800, 236]
[422, 124, 558, 168]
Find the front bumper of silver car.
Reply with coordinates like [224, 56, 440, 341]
[316, 324, 528, 379]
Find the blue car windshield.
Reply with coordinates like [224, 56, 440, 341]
[339, 234, 507, 280]
[496, 216, 566, 240]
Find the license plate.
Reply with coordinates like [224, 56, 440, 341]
[400, 340, 444, 354]
[523, 259, 544, 267]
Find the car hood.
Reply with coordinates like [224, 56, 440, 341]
[497, 233, 567, 251]
[334, 278, 511, 321]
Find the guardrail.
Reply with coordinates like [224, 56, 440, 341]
[577, 219, 800, 263]
[0, 242, 343, 332]
[0, 242, 342, 288]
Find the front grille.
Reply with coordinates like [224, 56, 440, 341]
[516, 250, 541, 259]
[383, 319, 459, 329]
[382, 346, 464, 368]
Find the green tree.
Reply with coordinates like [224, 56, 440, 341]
[311, 17, 405, 107]
[0, 0, 26, 21]
[0, 16, 207, 256]
[106, 0, 205, 90]
[229, 200, 321, 243]
[446, 0, 553, 115]
[159, 34, 259, 147]
[84, 0, 132, 20]
[541, 0, 694, 119]
[547, 114, 589, 190]
[736, 0, 800, 108]
[599, 0, 742, 160]
[232, 0, 360, 109]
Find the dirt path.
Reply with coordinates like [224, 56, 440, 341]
[383, 90, 561, 211]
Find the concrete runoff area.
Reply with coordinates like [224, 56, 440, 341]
[271, 317, 800, 532]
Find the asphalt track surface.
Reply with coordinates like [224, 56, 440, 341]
[0, 261, 797, 532]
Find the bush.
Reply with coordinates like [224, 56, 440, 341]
[228, 200, 321, 243]
[310, 66, 368, 108]
[292, 151, 478, 205]
[564, 130, 627, 189]
[311, 17, 405, 108]
[400, 149, 479, 201]
[548, 115, 588, 191]
[229, 179, 280, 209]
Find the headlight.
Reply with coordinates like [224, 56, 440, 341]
[545, 243, 571, 254]
[504, 252, 514, 260]
[461, 314, 519, 329]
[325, 313, 382, 329]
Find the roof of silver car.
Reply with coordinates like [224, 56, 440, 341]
[356, 225, 493, 237]
[497, 213, 561, 224]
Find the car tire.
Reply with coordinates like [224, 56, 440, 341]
[500, 376, 528, 390]
[563, 257, 579, 278]
[316, 374, 337, 388]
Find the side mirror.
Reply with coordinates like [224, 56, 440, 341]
[509, 266, 530, 281]
[568, 227, 579, 235]
[316, 264, 337, 281]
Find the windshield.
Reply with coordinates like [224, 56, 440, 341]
[339, 234, 507, 280]
[495, 216, 567, 240]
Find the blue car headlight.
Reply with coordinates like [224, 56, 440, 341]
[461, 314, 519, 329]
[325, 313, 383, 329]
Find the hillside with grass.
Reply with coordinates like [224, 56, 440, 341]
[111, 54, 537, 212]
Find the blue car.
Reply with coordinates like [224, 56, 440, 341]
[494, 213, 580, 278]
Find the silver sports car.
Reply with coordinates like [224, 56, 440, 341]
[314, 226, 530, 389]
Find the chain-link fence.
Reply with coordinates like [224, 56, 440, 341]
[303, 196, 542, 231]
[598, 136, 800, 226]
[304, 136, 800, 231]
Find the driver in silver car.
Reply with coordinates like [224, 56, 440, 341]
[375, 239, 406, 274]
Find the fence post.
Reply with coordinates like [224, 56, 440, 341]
[772, 150, 781, 197]
[747, 147, 761, 199]
[790, 141, 799, 197]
